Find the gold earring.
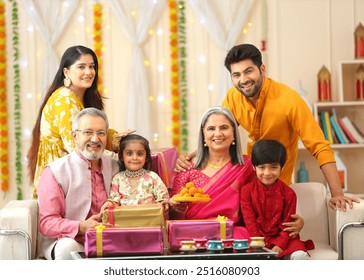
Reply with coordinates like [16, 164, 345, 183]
[64, 77, 71, 87]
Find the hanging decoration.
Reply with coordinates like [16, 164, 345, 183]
[10, 0, 22, 199]
[260, 0, 267, 54]
[93, 1, 103, 94]
[354, 22, 364, 59]
[169, 0, 188, 154]
[178, 0, 188, 154]
[317, 65, 331, 101]
[169, 0, 180, 153]
[355, 64, 364, 100]
[0, 0, 8, 194]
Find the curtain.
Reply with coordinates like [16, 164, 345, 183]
[188, 0, 253, 104]
[108, 0, 166, 140]
[22, 0, 79, 92]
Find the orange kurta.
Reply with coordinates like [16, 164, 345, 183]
[223, 77, 335, 184]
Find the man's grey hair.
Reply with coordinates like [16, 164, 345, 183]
[72, 107, 109, 131]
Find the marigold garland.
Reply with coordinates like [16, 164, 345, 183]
[0, 0, 8, 193]
[169, 0, 180, 153]
[93, 2, 103, 94]
[178, 0, 188, 154]
[10, 0, 22, 199]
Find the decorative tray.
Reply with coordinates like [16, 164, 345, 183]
[172, 196, 211, 203]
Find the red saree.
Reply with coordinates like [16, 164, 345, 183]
[171, 156, 255, 238]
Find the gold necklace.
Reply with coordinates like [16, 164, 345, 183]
[208, 161, 223, 169]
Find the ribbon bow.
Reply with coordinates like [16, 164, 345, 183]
[216, 215, 228, 239]
[95, 224, 106, 257]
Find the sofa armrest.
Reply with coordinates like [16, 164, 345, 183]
[327, 194, 364, 260]
[0, 200, 39, 260]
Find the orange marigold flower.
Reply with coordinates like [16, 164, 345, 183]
[169, 1, 177, 9]
[171, 77, 179, 84]
[1, 181, 8, 192]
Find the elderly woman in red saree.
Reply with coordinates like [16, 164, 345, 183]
[169, 106, 255, 239]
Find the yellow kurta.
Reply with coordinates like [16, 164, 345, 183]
[33, 87, 117, 197]
[33, 87, 84, 192]
[222, 77, 335, 184]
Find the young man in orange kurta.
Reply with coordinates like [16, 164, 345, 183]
[222, 44, 358, 211]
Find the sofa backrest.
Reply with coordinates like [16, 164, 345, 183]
[290, 182, 329, 245]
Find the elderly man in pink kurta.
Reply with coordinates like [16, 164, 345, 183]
[37, 108, 120, 260]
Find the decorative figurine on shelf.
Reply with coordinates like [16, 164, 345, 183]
[317, 65, 331, 101]
[297, 161, 309, 183]
[355, 64, 364, 100]
[355, 22, 364, 59]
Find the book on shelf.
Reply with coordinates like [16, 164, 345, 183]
[320, 111, 334, 143]
[331, 123, 339, 144]
[330, 115, 345, 144]
[340, 116, 364, 144]
[323, 111, 334, 144]
[331, 108, 349, 144]
[319, 111, 329, 142]
[337, 118, 358, 144]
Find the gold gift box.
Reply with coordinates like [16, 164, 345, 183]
[102, 204, 165, 228]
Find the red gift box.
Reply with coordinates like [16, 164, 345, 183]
[84, 225, 164, 258]
[151, 147, 178, 188]
[167, 220, 234, 251]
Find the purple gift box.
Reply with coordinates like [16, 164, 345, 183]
[167, 220, 234, 251]
[85, 226, 164, 258]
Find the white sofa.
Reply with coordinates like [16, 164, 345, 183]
[0, 199, 39, 259]
[1, 182, 364, 259]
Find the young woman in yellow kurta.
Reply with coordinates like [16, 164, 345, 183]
[28, 46, 117, 198]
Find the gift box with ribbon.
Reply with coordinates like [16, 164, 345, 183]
[84, 225, 164, 257]
[167, 218, 234, 251]
[102, 203, 165, 227]
[151, 147, 178, 188]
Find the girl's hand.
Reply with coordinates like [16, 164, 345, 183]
[169, 198, 188, 213]
[161, 200, 170, 211]
[100, 200, 116, 213]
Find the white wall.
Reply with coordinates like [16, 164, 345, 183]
[1, 0, 363, 208]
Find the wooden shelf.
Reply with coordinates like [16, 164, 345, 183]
[295, 61, 364, 194]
